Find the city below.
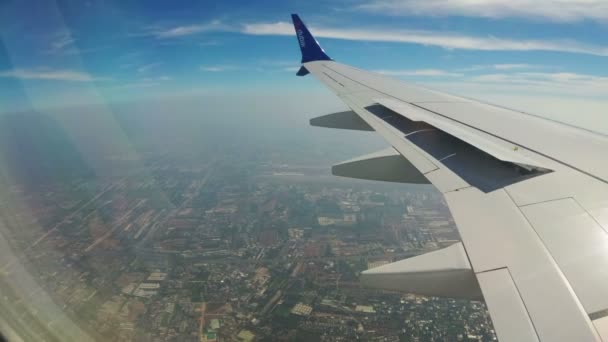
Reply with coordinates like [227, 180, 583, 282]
[0, 110, 496, 341]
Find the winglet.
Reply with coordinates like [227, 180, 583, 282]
[291, 14, 332, 65]
[296, 66, 310, 76]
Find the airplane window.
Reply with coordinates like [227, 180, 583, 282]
[2, 1, 607, 341]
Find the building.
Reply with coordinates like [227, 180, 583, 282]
[210, 319, 221, 331]
[237, 330, 255, 341]
[355, 305, 376, 314]
[147, 272, 168, 282]
[291, 303, 313, 316]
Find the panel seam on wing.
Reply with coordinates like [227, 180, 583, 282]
[475, 266, 507, 275]
[517, 196, 574, 208]
[504, 188, 596, 330]
[503, 267, 543, 341]
[572, 197, 608, 236]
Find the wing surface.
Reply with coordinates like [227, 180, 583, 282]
[291, 14, 608, 342]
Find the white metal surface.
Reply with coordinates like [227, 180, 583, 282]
[477, 269, 539, 342]
[593, 317, 608, 341]
[375, 97, 547, 168]
[302, 59, 607, 341]
[415, 101, 608, 183]
[360, 242, 482, 299]
[506, 169, 608, 234]
[317, 59, 608, 185]
[445, 189, 597, 341]
[521, 199, 608, 315]
[423, 168, 470, 193]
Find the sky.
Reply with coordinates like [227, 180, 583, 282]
[1, 0, 608, 130]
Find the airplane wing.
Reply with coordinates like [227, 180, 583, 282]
[290, 14, 608, 342]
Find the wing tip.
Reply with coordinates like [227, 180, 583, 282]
[290, 13, 332, 64]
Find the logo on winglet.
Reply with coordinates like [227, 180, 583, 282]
[297, 29, 306, 48]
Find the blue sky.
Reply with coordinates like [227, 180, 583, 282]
[1, 0, 608, 124]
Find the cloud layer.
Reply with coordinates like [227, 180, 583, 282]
[154, 20, 229, 38]
[242, 21, 608, 56]
[141, 17, 608, 57]
[357, 0, 608, 22]
[468, 71, 608, 97]
[374, 69, 463, 77]
[0, 68, 102, 82]
[378, 68, 608, 99]
[200, 65, 238, 72]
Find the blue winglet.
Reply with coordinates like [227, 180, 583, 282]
[291, 14, 332, 64]
[296, 66, 310, 76]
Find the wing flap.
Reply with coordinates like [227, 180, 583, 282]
[375, 98, 546, 169]
[332, 147, 429, 184]
[310, 110, 374, 131]
[370, 98, 551, 193]
[361, 242, 482, 299]
[413, 101, 608, 184]
[337, 93, 439, 174]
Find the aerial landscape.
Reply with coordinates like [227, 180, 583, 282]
[2, 1, 608, 341]
[0, 105, 495, 341]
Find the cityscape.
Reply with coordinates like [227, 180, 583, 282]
[0, 109, 496, 341]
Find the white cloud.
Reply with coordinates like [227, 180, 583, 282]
[356, 0, 608, 22]
[0, 68, 104, 82]
[457, 64, 540, 72]
[255, 60, 300, 72]
[108, 76, 171, 89]
[141, 76, 172, 82]
[155, 20, 228, 38]
[49, 32, 74, 51]
[374, 69, 463, 77]
[137, 63, 161, 73]
[493, 64, 535, 70]
[157, 25, 206, 38]
[200, 65, 236, 72]
[473, 71, 608, 85]
[144, 18, 608, 56]
[43, 32, 77, 55]
[110, 81, 161, 89]
[241, 22, 293, 35]
[424, 71, 608, 98]
[241, 21, 608, 56]
[61, 46, 110, 56]
[44, 33, 112, 56]
[282, 67, 300, 72]
[363, 64, 608, 100]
